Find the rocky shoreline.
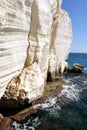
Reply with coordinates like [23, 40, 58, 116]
[0, 1, 72, 129]
[0, 78, 65, 130]
[0, 63, 85, 130]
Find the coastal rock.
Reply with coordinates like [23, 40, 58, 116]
[0, 114, 3, 123]
[0, 0, 72, 102]
[0, 80, 64, 130]
[0, 107, 38, 130]
[0, 117, 12, 130]
[71, 63, 84, 73]
[3, 62, 44, 102]
[58, 62, 69, 77]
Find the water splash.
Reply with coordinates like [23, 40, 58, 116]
[59, 85, 80, 102]
[34, 97, 59, 110]
[83, 68, 87, 75]
[11, 116, 41, 130]
[11, 75, 87, 130]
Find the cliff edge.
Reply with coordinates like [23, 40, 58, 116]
[0, 0, 72, 101]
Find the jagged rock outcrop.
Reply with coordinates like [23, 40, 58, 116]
[0, 0, 72, 101]
[71, 63, 84, 73]
[3, 62, 44, 102]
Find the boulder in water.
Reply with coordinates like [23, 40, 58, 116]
[71, 63, 84, 73]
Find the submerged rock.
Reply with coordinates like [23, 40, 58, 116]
[0, 117, 11, 130]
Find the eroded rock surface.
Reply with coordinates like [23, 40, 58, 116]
[71, 63, 84, 73]
[0, 0, 72, 101]
[3, 62, 44, 102]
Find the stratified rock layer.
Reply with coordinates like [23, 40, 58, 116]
[0, 0, 72, 101]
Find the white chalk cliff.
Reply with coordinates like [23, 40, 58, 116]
[0, 0, 72, 101]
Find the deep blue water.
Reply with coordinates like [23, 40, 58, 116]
[11, 53, 87, 130]
[67, 53, 87, 68]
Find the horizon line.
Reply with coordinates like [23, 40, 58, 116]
[70, 52, 87, 54]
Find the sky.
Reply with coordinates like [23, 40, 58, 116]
[62, 0, 87, 53]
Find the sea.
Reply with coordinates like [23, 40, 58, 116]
[11, 53, 87, 130]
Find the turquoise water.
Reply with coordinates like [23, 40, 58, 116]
[11, 53, 87, 130]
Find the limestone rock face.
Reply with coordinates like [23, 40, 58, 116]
[0, 0, 72, 101]
[3, 62, 44, 102]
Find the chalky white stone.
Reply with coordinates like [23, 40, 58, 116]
[0, 0, 72, 100]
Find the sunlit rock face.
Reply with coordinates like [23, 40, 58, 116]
[3, 62, 44, 102]
[0, 0, 72, 101]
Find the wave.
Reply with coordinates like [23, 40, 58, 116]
[34, 97, 59, 110]
[59, 85, 80, 102]
[11, 75, 87, 130]
[83, 67, 87, 75]
[11, 116, 40, 130]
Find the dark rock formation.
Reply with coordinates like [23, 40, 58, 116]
[71, 63, 84, 73]
[0, 80, 64, 130]
[0, 107, 37, 130]
[46, 66, 53, 82]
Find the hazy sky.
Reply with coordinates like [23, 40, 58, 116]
[62, 0, 87, 53]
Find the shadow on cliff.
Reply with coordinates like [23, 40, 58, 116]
[24, 0, 40, 67]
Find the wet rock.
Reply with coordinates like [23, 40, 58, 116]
[10, 106, 37, 122]
[0, 79, 64, 130]
[0, 117, 11, 130]
[0, 107, 37, 130]
[70, 63, 84, 73]
[0, 114, 3, 123]
[33, 80, 64, 105]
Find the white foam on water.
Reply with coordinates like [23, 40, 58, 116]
[11, 117, 39, 130]
[34, 78, 81, 111]
[59, 84, 80, 102]
[84, 67, 87, 71]
[11, 76, 86, 130]
[11, 121, 32, 130]
[64, 78, 72, 83]
[34, 97, 58, 110]
[28, 126, 35, 130]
